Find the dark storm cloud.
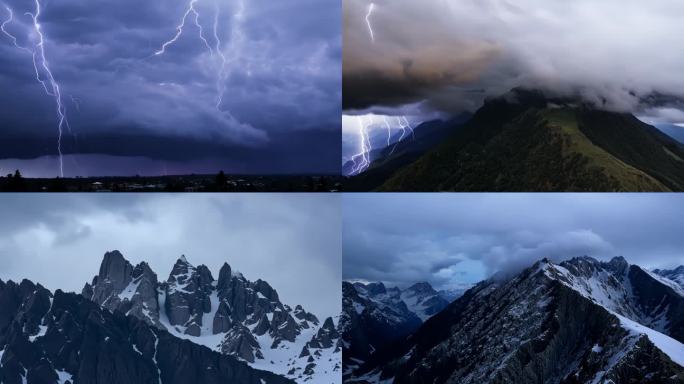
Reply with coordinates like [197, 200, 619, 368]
[343, 194, 684, 290]
[0, 128, 340, 176]
[343, 0, 684, 120]
[0, 194, 341, 319]
[0, 0, 340, 173]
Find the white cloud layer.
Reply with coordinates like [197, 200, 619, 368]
[344, 0, 684, 117]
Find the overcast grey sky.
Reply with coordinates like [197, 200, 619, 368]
[0, 194, 341, 319]
[343, 194, 684, 290]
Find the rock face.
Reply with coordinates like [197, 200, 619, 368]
[349, 257, 684, 384]
[654, 265, 684, 291]
[82, 251, 340, 383]
[0, 278, 294, 384]
[341, 281, 442, 380]
[83, 250, 161, 329]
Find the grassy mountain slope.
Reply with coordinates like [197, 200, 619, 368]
[372, 90, 684, 191]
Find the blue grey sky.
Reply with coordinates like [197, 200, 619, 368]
[343, 194, 684, 290]
[0, 194, 341, 319]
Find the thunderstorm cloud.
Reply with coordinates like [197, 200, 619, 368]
[0, 0, 341, 176]
[343, 0, 684, 121]
[343, 194, 684, 290]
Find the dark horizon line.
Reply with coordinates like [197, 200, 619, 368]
[1, 173, 342, 180]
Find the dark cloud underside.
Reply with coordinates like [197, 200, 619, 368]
[343, 194, 684, 290]
[0, 0, 340, 174]
[0, 194, 341, 319]
[343, 0, 684, 120]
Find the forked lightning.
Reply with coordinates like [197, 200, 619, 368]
[1, 0, 68, 176]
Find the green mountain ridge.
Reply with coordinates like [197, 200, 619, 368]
[355, 89, 684, 192]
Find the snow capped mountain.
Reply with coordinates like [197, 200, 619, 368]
[350, 256, 684, 384]
[0, 279, 293, 384]
[545, 256, 684, 341]
[353, 281, 450, 322]
[436, 287, 468, 302]
[341, 281, 454, 380]
[654, 266, 684, 291]
[82, 251, 341, 383]
[399, 282, 452, 321]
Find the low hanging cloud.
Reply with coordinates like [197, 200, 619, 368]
[343, 194, 684, 290]
[343, 0, 684, 119]
[0, 194, 342, 319]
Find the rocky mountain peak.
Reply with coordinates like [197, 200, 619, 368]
[0, 279, 295, 384]
[131, 260, 156, 280]
[217, 262, 233, 290]
[605, 255, 629, 275]
[349, 257, 684, 383]
[84, 251, 162, 329]
[98, 250, 133, 287]
[356, 281, 386, 296]
[255, 279, 279, 302]
[406, 281, 437, 295]
[81, 251, 338, 383]
[168, 255, 194, 281]
[654, 264, 684, 288]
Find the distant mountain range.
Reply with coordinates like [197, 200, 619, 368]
[344, 256, 684, 383]
[0, 251, 341, 384]
[340, 281, 466, 381]
[347, 88, 684, 191]
[655, 124, 684, 146]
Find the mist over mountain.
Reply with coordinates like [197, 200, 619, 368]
[344, 0, 684, 121]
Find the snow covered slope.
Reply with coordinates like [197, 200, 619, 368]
[654, 266, 684, 292]
[352, 256, 684, 384]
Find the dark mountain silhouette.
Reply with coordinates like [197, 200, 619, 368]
[344, 115, 469, 190]
[0, 279, 294, 384]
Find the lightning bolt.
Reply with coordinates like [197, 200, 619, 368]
[213, 0, 228, 109]
[155, 0, 245, 113]
[2, 1, 68, 177]
[382, 116, 392, 146]
[215, 0, 245, 110]
[154, 0, 213, 56]
[349, 115, 373, 175]
[70, 95, 81, 113]
[365, 3, 375, 42]
[399, 115, 414, 139]
[347, 114, 415, 176]
[347, 3, 416, 174]
[1, 6, 30, 53]
[386, 116, 414, 156]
